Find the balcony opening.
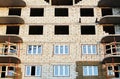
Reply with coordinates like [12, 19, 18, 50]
[30, 8, 44, 17]
[55, 8, 68, 17]
[9, 8, 21, 16]
[6, 26, 19, 35]
[75, 0, 82, 4]
[55, 25, 69, 35]
[52, 0, 73, 5]
[103, 26, 115, 34]
[31, 66, 35, 75]
[102, 8, 112, 16]
[1, 66, 6, 78]
[81, 26, 95, 35]
[29, 26, 43, 35]
[80, 8, 94, 17]
[44, 0, 49, 3]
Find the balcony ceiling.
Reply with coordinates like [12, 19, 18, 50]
[101, 35, 120, 43]
[0, 56, 21, 64]
[102, 56, 120, 64]
[0, 35, 23, 43]
[0, 16, 24, 25]
[99, 15, 120, 24]
[0, 0, 26, 7]
[98, 0, 120, 7]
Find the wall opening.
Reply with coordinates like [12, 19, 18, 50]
[55, 25, 69, 35]
[1, 66, 6, 78]
[102, 8, 112, 16]
[52, 0, 73, 5]
[6, 26, 19, 35]
[80, 8, 94, 16]
[81, 26, 95, 35]
[9, 8, 21, 16]
[75, 0, 82, 4]
[103, 26, 115, 34]
[55, 8, 68, 17]
[30, 8, 44, 17]
[29, 26, 43, 35]
[44, 0, 49, 3]
[31, 66, 35, 75]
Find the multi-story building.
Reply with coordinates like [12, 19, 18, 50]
[0, 0, 119, 79]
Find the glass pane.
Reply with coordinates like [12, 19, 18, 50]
[65, 66, 69, 76]
[82, 45, 86, 54]
[35, 66, 41, 76]
[55, 46, 59, 54]
[60, 46, 63, 54]
[60, 66, 63, 76]
[28, 45, 32, 54]
[38, 46, 42, 54]
[94, 66, 98, 75]
[93, 45, 96, 54]
[88, 45, 91, 54]
[89, 66, 92, 75]
[83, 66, 88, 76]
[65, 46, 69, 54]
[26, 66, 31, 76]
[54, 66, 59, 76]
[33, 45, 37, 54]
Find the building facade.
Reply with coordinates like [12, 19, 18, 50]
[0, 0, 119, 79]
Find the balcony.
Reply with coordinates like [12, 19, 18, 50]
[0, 0, 26, 7]
[0, 16, 24, 25]
[99, 15, 120, 25]
[98, 0, 120, 7]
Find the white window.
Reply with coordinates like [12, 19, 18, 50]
[25, 66, 42, 76]
[83, 66, 98, 76]
[27, 45, 42, 54]
[82, 45, 97, 54]
[54, 65, 70, 76]
[54, 45, 69, 54]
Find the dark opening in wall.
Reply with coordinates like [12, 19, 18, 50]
[80, 8, 94, 16]
[1, 66, 6, 78]
[44, 0, 49, 3]
[6, 26, 19, 35]
[103, 26, 115, 34]
[102, 8, 112, 16]
[75, 0, 82, 4]
[30, 8, 44, 17]
[81, 26, 95, 35]
[55, 25, 69, 35]
[29, 26, 43, 35]
[9, 8, 21, 16]
[52, 0, 73, 5]
[55, 8, 68, 17]
[31, 66, 35, 75]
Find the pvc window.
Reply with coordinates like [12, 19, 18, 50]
[82, 45, 97, 54]
[27, 45, 42, 54]
[83, 66, 98, 76]
[107, 66, 114, 76]
[53, 65, 70, 76]
[25, 66, 41, 76]
[54, 45, 69, 54]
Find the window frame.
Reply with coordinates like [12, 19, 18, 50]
[53, 65, 70, 77]
[27, 45, 42, 55]
[54, 45, 69, 55]
[82, 44, 97, 54]
[83, 66, 98, 76]
[25, 65, 42, 77]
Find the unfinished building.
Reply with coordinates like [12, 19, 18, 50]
[0, 0, 119, 79]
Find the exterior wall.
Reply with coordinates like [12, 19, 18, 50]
[0, 0, 118, 79]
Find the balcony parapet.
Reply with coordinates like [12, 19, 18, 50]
[0, 35, 23, 43]
[98, 0, 120, 7]
[0, 16, 24, 25]
[0, 0, 26, 7]
[99, 15, 120, 25]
